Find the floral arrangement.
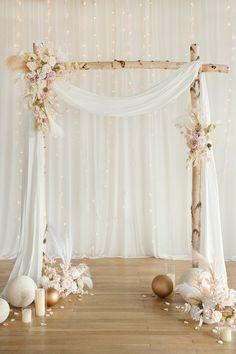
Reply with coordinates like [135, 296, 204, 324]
[177, 111, 216, 166]
[7, 42, 66, 133]
[175, 253, 236, 331]
[39, 257, 93, 297]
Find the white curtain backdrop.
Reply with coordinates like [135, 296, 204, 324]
[0, 0, 236, 261]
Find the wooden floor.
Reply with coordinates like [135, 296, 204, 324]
[0, 258, 236, 354]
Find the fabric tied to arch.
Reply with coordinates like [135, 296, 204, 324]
[53, 61, 201, 117]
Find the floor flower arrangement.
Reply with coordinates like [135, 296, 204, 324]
[175, 252, 236, 342]
[40, 257, 93, 297]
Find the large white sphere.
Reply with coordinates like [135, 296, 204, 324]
[6, 275, 37, 307]
[176, 268, 212, 304]
[178, 268, 211, 287]
[0, 298, 10, 323]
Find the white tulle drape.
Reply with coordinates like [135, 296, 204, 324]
[200, 75, 227, 279]
[2, 127, 46, 294]
[53, 61, 201, 117]
[0, 0, 236, 271]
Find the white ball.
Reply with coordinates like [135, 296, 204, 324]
[6, 275, 37, 307]
[178, 268, 211, 287]
[0, 298, 10, 323]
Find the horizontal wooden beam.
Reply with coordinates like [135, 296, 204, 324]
[65, 60, 229, 73]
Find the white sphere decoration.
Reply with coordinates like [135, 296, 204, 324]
[176, 268, 212, 304]
[178, 268, 212, 287]
[6, 275, 37, 307]
[0, 298, 10, 323]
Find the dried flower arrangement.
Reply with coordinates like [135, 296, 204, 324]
[7, 42, 66, 133]
[175, 253, 236, 333]
[39, 257, 93, 298]
[176, 111, 216, 166]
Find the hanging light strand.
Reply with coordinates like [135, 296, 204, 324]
[14, 0, 23, 240]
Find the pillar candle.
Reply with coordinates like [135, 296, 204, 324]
[22, 308, 32, 323]
[220, 327, 232, 342]
[35, 288, 46, 316]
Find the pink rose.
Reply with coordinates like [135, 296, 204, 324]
[46, 70, 56, 84]
[189, 135, 199, 150]
[203, 308, 213, 321]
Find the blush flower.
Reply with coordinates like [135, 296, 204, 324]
[46, 70, 56, 83]
[189, 134, 199, 150]
[41, 63, 51, 74]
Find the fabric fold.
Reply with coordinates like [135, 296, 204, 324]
[2, 128, 46, 296]
[53, 61, 201, 117]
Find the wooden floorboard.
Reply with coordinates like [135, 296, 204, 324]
[0, 258, 236, 354]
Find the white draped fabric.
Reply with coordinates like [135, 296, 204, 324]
[2, 128, 46, 294]
[53, 61, 201, 117]
[200, 75, 227, 279]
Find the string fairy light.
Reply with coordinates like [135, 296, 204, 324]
[64, 0, 71, 57]
[14, 0, 24, 240]
[45, 0, 53, 44]
[221, 0, 235, 185]
[190, 0, 195, 45]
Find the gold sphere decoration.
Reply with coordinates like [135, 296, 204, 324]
[152, 274, 173, 298]
[46, 288, 60, 307]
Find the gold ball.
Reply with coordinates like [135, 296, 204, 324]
[152, 274, 173, 298]
[46, 288, 60, 307]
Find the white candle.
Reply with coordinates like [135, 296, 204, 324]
[220, 327, 232, 342]
[167, 273, 175, 288]
[35, 288, 46, 317]
[22, 308, 32, 323]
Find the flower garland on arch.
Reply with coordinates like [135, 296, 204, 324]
[177, 111, 216, 166]
[7, 42, 66, 133]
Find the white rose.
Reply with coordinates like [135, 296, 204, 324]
[42, 55, 49, 63]
[190, 305, 202, 321]
[38, 275, 49, 288]
[61, 278, 74, 290]
[42, 64, 51, 74]
[26, 61, 37, 72]
[71, 269, 80, 280]
[211, 311, 222, 323]
[48, 56, 56, 67]
[71, 281, 78, 294]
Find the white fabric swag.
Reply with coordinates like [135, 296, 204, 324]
[53, 61, 201, 117]
[3, 60, 226, 296]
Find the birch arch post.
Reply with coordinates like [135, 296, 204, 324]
[64, 43, 229, 268]
[190, 43, 202, 267]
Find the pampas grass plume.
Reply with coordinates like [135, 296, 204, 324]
[6, 55, 27, 72]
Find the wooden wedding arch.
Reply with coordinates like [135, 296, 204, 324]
[8, 42, 229, 271]
[62, 43, 228, 267]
